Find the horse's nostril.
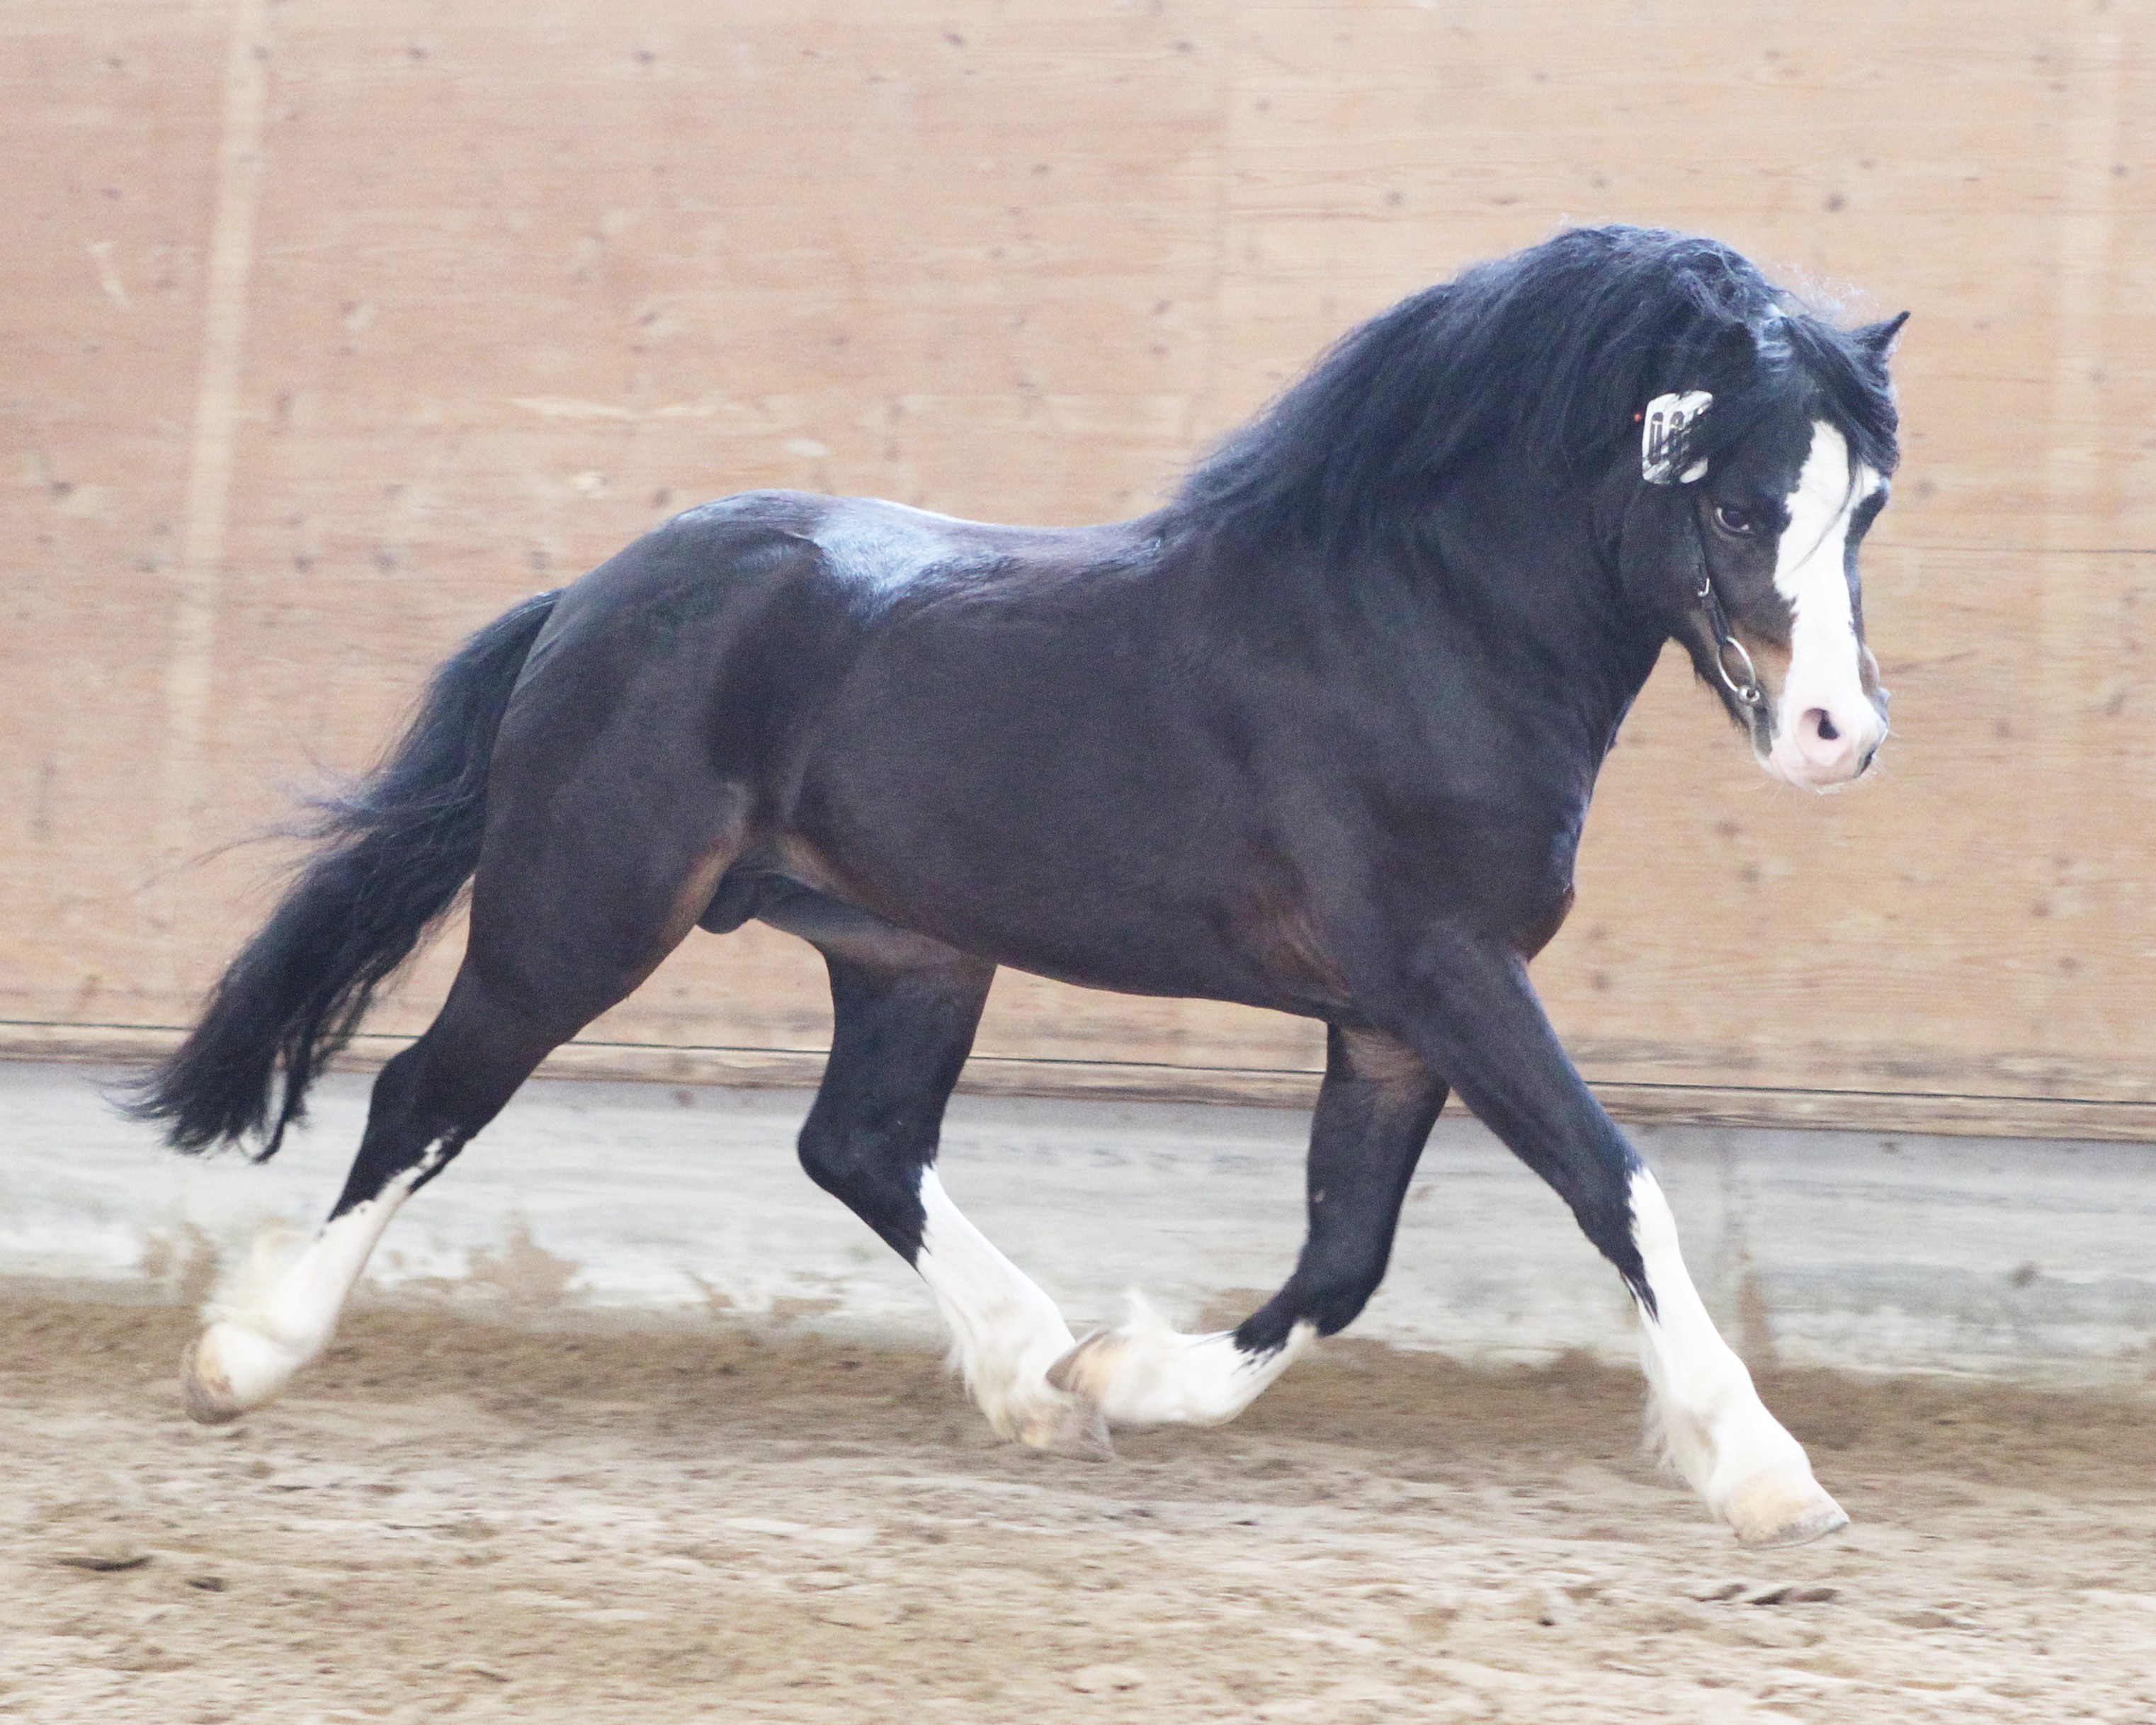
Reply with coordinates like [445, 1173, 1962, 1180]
[1815, 712, 1840, 742]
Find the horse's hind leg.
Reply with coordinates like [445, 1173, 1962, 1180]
[181, 1030, 474, 1420]
[781, 900, 1108, 1458]
[183, 779, 743, 1423]
[1052, 1025, 1445, 1425]
[181, 968, 568, 1421]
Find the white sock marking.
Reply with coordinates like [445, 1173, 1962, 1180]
[1628, 1168, 1840, 1541]
[190, 1171, 423, 1415]
[914, 1169, 1083, 1443]
[1055, 1291, 1312, 1427]
[1765, 422, 1886, 788]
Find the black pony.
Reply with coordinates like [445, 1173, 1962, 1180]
[134, 225, 1905, 1547]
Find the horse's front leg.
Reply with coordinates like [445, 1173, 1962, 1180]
[1394, 926, 1846, 1549]
[1050, 1022, 1446, 1425]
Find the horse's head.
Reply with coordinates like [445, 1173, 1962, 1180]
[1173, 223, 1907, 792]
[1621, 307, 1905, 790]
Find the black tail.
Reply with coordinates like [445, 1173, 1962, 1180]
[127, 590, 562, 1158]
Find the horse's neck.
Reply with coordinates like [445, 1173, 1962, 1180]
[1162, 481, 1663, 774]
[1388, 493, 1665, 767]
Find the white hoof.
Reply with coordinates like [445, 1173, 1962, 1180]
[1652, 1402, 1850, 1548]
[955, 1328, 1112, 1459]
[1652, 1393, 1849, 1548]
[181, 1320, 308, 1424]
[1720, 1469, 1850, 1548]
[1010, 1389, 1115, 1461]
[1047, 1294, 1310, 1427]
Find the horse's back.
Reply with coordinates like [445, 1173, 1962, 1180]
[497, 488, 1147, 816]
[538, 489, 1130, 652]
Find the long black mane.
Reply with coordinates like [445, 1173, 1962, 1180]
[1172, 225, 1900, 558]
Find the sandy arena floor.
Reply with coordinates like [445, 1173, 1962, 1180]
[4, 1292, 2155, 1723]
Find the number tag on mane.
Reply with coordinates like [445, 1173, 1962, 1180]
[1641, 390, 1713, 485]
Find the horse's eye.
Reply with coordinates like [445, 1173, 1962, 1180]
[1713, 504, 1759, 537]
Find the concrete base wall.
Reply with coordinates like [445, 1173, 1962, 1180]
[8, 1063, 2155, 1393]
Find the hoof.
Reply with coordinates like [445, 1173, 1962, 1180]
[1048, 1305, 1308, 1428]
[1016, 1389, 1115, 1462]
[179, 1321, 302, 1426]
[179, 1330, 245, 1425]
[1725, 1474, 1850, 1549]
[1045, 1331, 1108, 1399]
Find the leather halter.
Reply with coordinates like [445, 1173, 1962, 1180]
[1692, 533, 1765, 711]
[1640, 392, 1767, 716]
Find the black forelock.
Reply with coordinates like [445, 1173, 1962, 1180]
[1773, 315, 1902, 476]
[1173, 224, 1901, 555]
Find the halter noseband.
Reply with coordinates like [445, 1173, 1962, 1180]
[1639, 392, 1766, 715]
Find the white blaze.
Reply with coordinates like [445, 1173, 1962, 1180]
[1764, 422, 1885, 788]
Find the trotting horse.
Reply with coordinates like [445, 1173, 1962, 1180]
[134, 225, 1905, 1547]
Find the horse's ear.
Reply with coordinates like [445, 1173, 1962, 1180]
[1856, 311, 1910, 362]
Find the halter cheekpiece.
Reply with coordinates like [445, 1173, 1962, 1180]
[1638, 391, 1765, 712]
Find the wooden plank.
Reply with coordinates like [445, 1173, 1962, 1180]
[4, 0, 2154, 1136]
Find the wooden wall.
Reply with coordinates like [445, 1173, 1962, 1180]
[6, 0, 2152, 1136]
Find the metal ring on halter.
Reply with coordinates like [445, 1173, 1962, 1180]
[1715, 635, 1764, 707]
[1693, 569, 1764, 708]
[1688, 514, 1766, 711]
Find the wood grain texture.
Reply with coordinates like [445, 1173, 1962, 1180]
[6, 0, 2152, 1131]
